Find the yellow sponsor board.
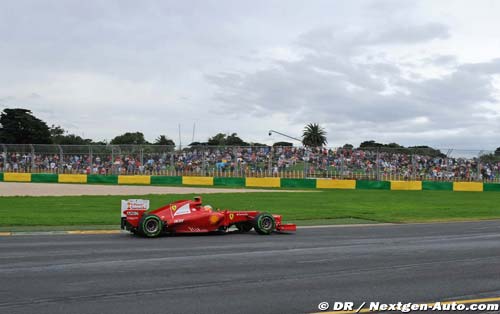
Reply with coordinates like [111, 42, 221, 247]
[118, 175, 151, 185]
[453, 182, 483, 192]
[390, 181, 422, 191]
[245, 177, 281, 188]
[58, 174, 88, 183]
[316, 179, 356, 189]
[4, 173, 31, 182]
[182, 176, 214, 186]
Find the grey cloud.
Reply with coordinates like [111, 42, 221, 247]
[423, 55, 457, 66]
[374, 23, 449, 44]
[296, 22, 449, 55]
[208, 20, 500, 148]
[2, 0, 500, 148]
[459, 58, 500, 74]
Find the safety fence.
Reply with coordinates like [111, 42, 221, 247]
[1, 173, 499, 192]
[0, 144, 499, 182]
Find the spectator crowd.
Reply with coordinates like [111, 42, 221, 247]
[0, 145, 499, 182]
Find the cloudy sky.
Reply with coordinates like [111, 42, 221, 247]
[1, 0, 500, 150]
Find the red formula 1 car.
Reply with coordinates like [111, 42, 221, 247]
[120, 196, 296, 237]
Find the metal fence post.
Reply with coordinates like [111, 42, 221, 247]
[340, 148, 345, 180]
[58, 145, 63, 174]
[89, 145, 93, 174]
[110, 145, 115, 175]
[268, 146, 273, 177]
[140, 147, 144, 173]
[376, 148, 380, 181]
[411, 152, 415, 181]
[1, 144, 6, 172]
[169, 146, 174, 176]
[303, 148, 307, 178]
[29, 144, 35, 172]
[477, 150, 483, 181]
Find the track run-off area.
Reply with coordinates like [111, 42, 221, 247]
[1, 221, 500, 314]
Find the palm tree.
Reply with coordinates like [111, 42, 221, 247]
[302, 123, 327, 147]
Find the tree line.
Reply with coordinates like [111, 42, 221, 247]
[0, 108, 175, 146]
[0, 108, 330, 148]
[1, 108, 499, 160]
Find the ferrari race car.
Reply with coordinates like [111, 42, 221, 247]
[121, 196, 296, 237]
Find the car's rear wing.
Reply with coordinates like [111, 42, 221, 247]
[121, 199, 150, 230]
[121, 199, 150, 217]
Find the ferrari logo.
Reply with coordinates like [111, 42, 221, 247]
[229, 213, 234, 220]
[171, 205, 177, 212]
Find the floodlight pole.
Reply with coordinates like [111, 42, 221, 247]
[268, 130, 301, 142]
[268, 130, 302, 178]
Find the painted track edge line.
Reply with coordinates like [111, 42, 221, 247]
[1, 230, 123, 236]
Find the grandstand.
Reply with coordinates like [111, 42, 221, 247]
[0, 144, 498, 182]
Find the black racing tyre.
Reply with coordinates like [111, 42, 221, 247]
[138, 215, 163, 238]
[235, 222, 253, 232]
[252, 213, 275, 235]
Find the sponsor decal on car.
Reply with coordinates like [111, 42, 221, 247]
[121, 199, 149, 217]
[173, 204, 191, 216]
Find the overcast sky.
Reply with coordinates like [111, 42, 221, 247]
[1, 0, 500, 150]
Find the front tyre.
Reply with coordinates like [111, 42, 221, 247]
[138, 215, 163, 238]
[253, 213, 275, 235]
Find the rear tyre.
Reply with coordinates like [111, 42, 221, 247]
[253, 213, 275, 235]
[235, 222, 253, 232]
[138, 215, 163, 238]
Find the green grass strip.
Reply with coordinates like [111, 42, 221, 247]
[213, 177, 245, 187]
[31, 173, 58, 183]
[87, 175, 118, 184]
[422, 181, 453, 191]
[1, 190, 500, 227]
[356, 180, 390, 190]
[150, 176, 182, 185]
[280, 178, 316, 188]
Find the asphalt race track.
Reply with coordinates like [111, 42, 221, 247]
[1, 221, 500, 314]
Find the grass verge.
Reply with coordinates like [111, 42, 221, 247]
[0, 190, 499, 229]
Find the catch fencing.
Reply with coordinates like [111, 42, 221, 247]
[0, 144, 498, 182]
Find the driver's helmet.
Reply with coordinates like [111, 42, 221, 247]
[203, 205, 213, 212]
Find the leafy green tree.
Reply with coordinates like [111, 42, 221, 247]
[301, 123, 327, 147]
[273, 141, 293, 147]
[188, 141, 208, 146]
[342, 143, 354, 149]
[479, 153, 499, 163]
[495, 147, 500, 156]
[50, 124, 93, 145]
[110, 132, 149, 145]
[407, 146, 445, 158]
[54, 134, 93, 145]
[250, 142, 269, 147]
[207, 133, 227, 146]
[206, 133, 248, 146]
[359, 140, 383, 148]
[154, 135, 175, 146]
[49, 125, 65, 138]
[0, 108, 52, 144]
[226, 133, 247, 146]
